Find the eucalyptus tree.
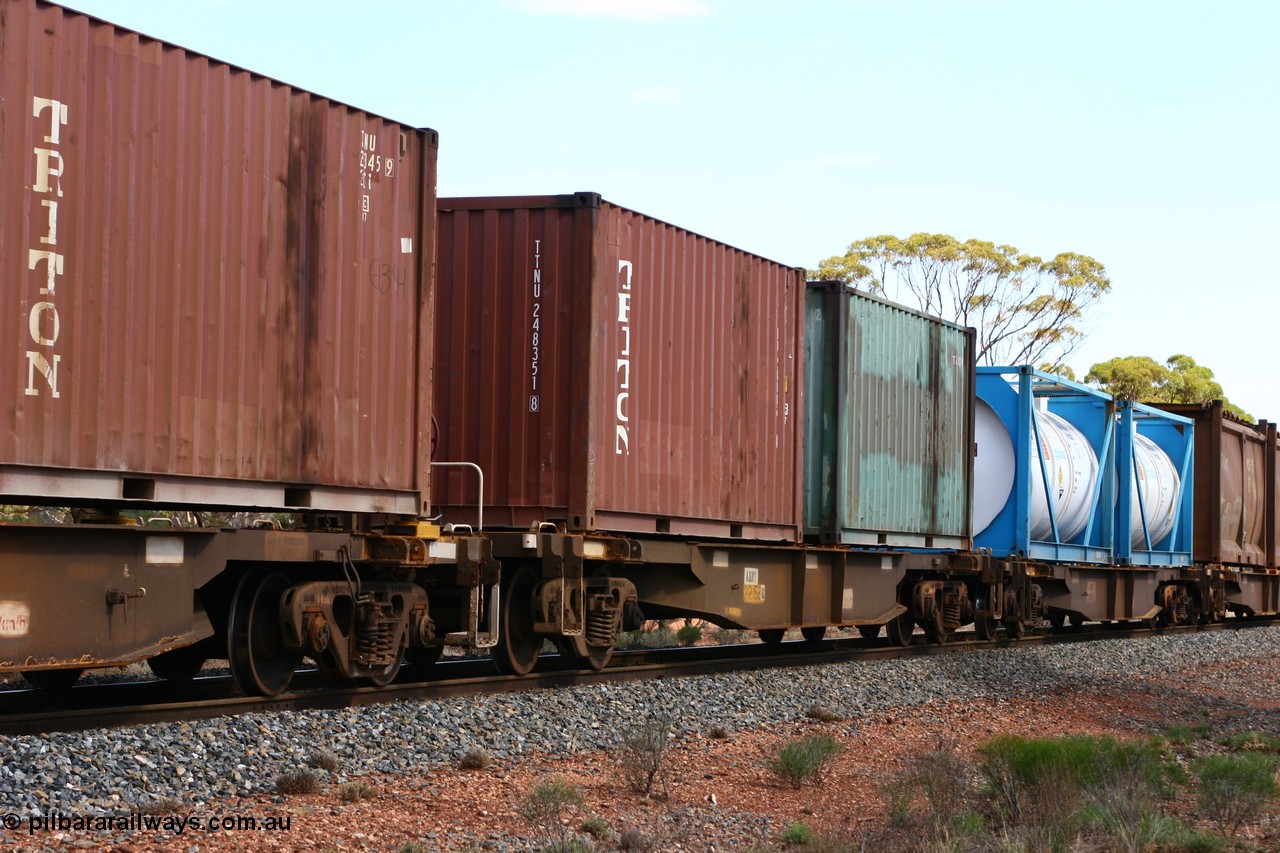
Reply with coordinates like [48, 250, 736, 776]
[1086, 354, 1251, 421]
[811, 233, 1110, 368]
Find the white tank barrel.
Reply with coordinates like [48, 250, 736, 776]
[974, 401, 1099, 543]
[1027, 410, 1099, 542]
[1129, 432, 1181, 549]
[973, 399, 1014, 535]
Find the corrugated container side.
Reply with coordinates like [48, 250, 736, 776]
[1, 0, 435, 513]
[434, 194, 805, 540]
[804, 283, 974, 548]
[1157, 403, 1266, 566]
[1261, 420, 1279, 568]
[802, 288, 837, 536]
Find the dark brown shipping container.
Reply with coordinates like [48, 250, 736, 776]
[1, 0, 437, 514]
[1158, 402, 1267, 566]
[434, 193, 805, 540]
[1262, 420, 1280, 568]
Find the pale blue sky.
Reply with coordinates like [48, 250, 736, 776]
[58, 0, 1280, 418]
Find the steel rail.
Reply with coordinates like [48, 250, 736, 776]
[1, 618, 1273, 738]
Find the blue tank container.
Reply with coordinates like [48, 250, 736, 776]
[974, 366, 1193, 567]
[1115, 400, 1195, 566]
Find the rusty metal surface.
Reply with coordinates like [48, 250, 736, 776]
[434, 193, 806, 540]
[0, 524, 214, 672]
[1263, 420, 1279, 568]
[613, 538, 906, 630]
[804, 283, 975, 548]
[1159, 403, 1267, 566]
[1, 0, 435, 513]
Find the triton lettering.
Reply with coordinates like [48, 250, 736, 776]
[25, 97, 68, 398]
[614, 259, 633, 455]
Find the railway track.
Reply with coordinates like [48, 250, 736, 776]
[2, 618, 1271, 737]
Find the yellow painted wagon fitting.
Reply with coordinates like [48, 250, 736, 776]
[387, 521, 441, 539]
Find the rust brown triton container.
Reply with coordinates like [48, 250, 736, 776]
[1157, 402, 1266, 566]
[1, 0, 437, 514]
[1261, 419, 1280, 568]
[434, 193, 806, 541]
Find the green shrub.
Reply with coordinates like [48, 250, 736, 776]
[978, 734, 1083, 830]
[951, 810, 987, 837]
[519, 777, 586, 852]
[778, 821, 812, 844]
[978, 734, 1179, 852]
[1194, 751, 1279, 837]
[137, 795, 187, 815]
[274, 768, 323, 795]
[306, 748, 340, 771]
[766, 734, 843, 788]
[1082, 791, 1182, 853]
[580, 814, 609, 837]
[615, 625, 677, 650]
[877, 739, 982, 846]
[675, 622, 703, 646]
[710, 626, 750, 645]
[1216, 730, 1280, 753]
[457, 746, 492, 770]
[913, 742, 974, 837]
[878, 777, 914, 828]
[617, 826, 655, 851]
[805, 704, 844, 722]
[1178, 827, 1231, 852]
[619, 712, 674, 798]
[336, 780, 376, 802]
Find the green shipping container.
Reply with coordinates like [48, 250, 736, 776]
[804, 282, 975, 547]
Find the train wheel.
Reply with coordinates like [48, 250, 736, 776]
[362, 636, 406, 688]
[552, 637, 613, 672]
[801, 627, 826, 643]
[886, 611, 914, 647]
[922, 606, 949, 644]
[22, 668, 83, 690]
[228, 571, 301, 697]
[552, 636, 578, 666]
[857, 625, 881, 640]
[757, 628, 786, 646]
[493, 565, 542, 676]
[972, 590, 998, 641]
[582, 644, 613, 671]
[1001, 587, 1027, 639]
[147, 645, 207, 682]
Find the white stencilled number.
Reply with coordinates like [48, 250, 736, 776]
[614, 259, 634, 455]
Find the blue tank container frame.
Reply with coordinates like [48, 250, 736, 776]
[1115, 400, 1195, 566]
[976, 366, 1116, 564]
[975, 366, 1195, 569]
